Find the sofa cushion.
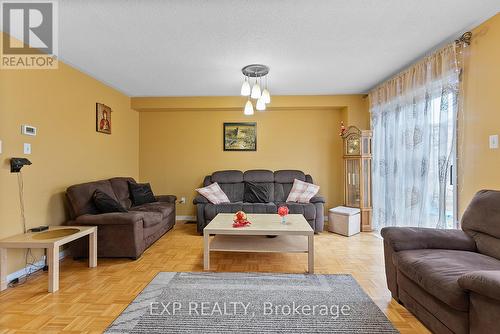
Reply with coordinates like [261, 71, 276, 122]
[276, 202, 316, 220]
[93, 190, 127, 213]
[243, 170, 275, 202]
[274, 170, 309, 203]
[462, 190, 500, 260]
[204, 203, 243, 221]
[66, 180, 118, 217]
[211, 170, 244, 183]
[219, 183, 245, 202]
[394, 249, 500, 311]
[128, 182, 157, 206]
[109, 177, 135, 209]
[130, 202, 175, 220]
[241, 203, 277, 214]
[274, 170, 306, 183]
[244, 182, 272, 203]
[243, 170, 274, 183]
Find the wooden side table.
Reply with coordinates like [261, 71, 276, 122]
[0, 226, 97, 293]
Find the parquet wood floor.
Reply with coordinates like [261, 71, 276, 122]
[0, 222, 430, 333]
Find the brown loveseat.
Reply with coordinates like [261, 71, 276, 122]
[66, 177, 176, 259]
[381, 190, 500, 334]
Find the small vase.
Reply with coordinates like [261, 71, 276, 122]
[281, 216, 286, 224]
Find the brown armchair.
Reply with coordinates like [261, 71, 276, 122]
[381, 190, 500, 334]
[66, 177, 176, 259]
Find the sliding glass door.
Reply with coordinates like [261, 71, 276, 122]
[430, 92, 458, 228]
[371, 85, 459, 230]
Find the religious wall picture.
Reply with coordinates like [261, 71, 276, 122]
[223, 122, 257, 151]
[96, 103, 112, 134]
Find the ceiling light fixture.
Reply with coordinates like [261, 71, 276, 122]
[261, 76, 271, 104]
[256, 96, 266, 111]
[244, 99, 254, 115]
[240, 77, 250, 96]
[241, 64, 270, 115]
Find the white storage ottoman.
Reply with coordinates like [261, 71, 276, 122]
[328, 206, 361, 236]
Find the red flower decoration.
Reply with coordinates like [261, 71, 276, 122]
[278, 206, 289, 217]
[232, 220, 251, 228]
[233, 211, 251, 228]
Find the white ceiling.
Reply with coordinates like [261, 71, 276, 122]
[59, 0, 500, 97]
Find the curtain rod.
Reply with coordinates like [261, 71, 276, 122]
[369, 31, 472, 96]
[455, 32, 472, 46]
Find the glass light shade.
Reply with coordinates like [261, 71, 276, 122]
[261, 88, 271, 104]
[256, 96, 266, 111]
[244, 100, 254, 115]
[251, 83, 261, 99]
[240, 80, 250, 96]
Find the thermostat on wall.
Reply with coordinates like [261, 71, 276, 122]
[21, 125, 37, 136]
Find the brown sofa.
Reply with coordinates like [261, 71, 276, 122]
[381, 190, 500, 334]
[66, 177, 176, 259]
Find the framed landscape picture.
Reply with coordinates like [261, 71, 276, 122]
[96, 103, 112, 134]
[223, 122, 257, 151]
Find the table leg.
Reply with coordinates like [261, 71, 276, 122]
[47, 245, 59, 292]
[308, 235, 314, 274]
[0, 248, 7, 291]
[203, 232, 210, 271]
[89, 230, 97, 268]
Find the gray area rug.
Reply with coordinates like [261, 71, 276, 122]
[106, 272, 398, 333]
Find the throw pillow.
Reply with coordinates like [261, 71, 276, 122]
[128, 181, 157, 206]
[244, 181, 271, 203]
[93, 190, 127, 213]
[196, 182, 230, 204]
[286, 179, 320, 203]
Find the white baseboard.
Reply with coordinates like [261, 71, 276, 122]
[6, 248, 70, 283]
[176, 215, 196, 221]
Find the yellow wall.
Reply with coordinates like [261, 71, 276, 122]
[136, 95, 368, 217]
[459, 13, 500, 213]
[0, 34, 139, 274]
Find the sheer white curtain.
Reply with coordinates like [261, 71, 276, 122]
[370, 44, 460, 230]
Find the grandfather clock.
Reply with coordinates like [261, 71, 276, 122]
[342, 126, 372, 231]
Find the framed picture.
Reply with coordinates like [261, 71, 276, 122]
[223, 122, 257, 151]
[96, 103, 112, 134]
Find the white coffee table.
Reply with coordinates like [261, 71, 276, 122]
[203, 213, 314, 273]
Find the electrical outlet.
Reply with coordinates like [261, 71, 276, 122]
[180, 197, 186, 204]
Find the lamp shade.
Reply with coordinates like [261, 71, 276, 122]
[240, 79, 250, 96]
[244, 100, 254, 115]
[251, 83, 261, 99]
[261, 88, 271, 104]
[256, 97, 266, 111]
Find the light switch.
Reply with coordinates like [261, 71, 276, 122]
[489, 135, 499, 149]
[23, 143, 31, 154]
[0, 140, 2, 154]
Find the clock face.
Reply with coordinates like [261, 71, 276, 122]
[346, 137, 360, 155]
